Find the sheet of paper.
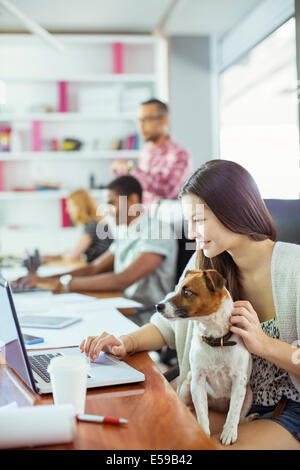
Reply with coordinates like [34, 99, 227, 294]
[13, 291, 54, 314]
[22, 307, 139, 349]
[0, 402, 18, 414]
[47, 293, 100, 304]
[96, 297, 143, 308]
[13, 292, 98, 314]
[2, 265, 72, 282]
[38, 293, 143, 308]
[0, 404, 75, 449]
[13, 292, 143, 316]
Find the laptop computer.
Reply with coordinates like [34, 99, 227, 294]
[0, 280, 145, 394]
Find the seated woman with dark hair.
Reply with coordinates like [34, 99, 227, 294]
[80, 160, 300, 450]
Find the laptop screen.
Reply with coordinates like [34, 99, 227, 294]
[0, 281, 36, 393]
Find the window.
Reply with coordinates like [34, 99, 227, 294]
[220, 18, 299, 199]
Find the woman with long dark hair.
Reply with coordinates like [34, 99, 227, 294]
[179, 159, 277, 301]
[80, 160, 300, 450]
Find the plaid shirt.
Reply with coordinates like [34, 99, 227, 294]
[132, 136, 192, 209]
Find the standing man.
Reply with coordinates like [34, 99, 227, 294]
[111, 98, 192, 209]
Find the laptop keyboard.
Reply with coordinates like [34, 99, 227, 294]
[29, 352, 92, 384]
[12, 286, 46, 293]
[29, 352, 62, 383]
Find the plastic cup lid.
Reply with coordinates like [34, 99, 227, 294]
[47, 355, 89, 374]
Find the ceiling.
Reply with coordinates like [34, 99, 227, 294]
[0, 0, 261, 36]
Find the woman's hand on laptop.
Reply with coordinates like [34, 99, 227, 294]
[80, 332, 128, 362]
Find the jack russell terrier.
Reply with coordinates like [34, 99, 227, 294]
[156, 269, 253, 446]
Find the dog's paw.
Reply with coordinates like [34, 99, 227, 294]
[220, 423, 238, 446]
[198, 420, 210, 437]
[202, 425, 211, 437]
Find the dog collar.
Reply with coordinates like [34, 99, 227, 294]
[202, 331, 237, 347]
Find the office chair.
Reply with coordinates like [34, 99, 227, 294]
[264, 199, 300, 245]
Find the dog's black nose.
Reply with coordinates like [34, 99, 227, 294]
[156, 303, 165, 313]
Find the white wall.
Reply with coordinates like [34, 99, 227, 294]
[0, 226, 82, 256]
[168, 35, 220, 169]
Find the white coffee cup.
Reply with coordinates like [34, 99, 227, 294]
[47, 355, 89, 414]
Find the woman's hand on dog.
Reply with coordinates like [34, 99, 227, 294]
[229, 300, 271, 357]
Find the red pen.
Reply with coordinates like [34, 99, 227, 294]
[76, 413, 128, 425]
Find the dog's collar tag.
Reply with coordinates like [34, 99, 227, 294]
[202, 331, 237, 347]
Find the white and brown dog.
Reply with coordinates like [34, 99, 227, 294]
[156, 269, 253, 445]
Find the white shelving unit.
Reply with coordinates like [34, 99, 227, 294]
[0, 112, 137, 121]
[0, 150, 139, 161]
[0, 33, 168, 242]
[0, 74, 157, 83]
[0, 189, 106, 200]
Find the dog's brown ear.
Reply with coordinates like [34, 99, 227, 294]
[184, 269, 201, 278]
[203, 270, 226, 292]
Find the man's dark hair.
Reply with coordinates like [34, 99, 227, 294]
[107, 175, 143, 202]
[141, 98, 168, 115]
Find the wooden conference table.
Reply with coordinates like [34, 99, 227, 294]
[0, 288, 216, 450]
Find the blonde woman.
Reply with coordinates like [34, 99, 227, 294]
[42, 189, 113, 263]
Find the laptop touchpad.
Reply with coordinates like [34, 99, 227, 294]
[92, 352, 119, 366]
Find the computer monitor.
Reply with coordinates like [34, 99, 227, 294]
[0, 280, 37, 393]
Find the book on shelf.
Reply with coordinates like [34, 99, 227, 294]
[12, 185, 60, 192]
[111, 133, 139, 151]
[111, 138, 122, 150]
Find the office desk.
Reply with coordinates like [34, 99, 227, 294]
[0, 288, 216, 450]
[0, 353, 215, 450]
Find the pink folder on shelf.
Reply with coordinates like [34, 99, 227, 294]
[128, 134, 135, 149]
[32, 121, 41, 152]
[61, 198, 71, 227]
[113, 43, 124, 74]
[58, 81, 68, 113]
[0, 161, 3, 191]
